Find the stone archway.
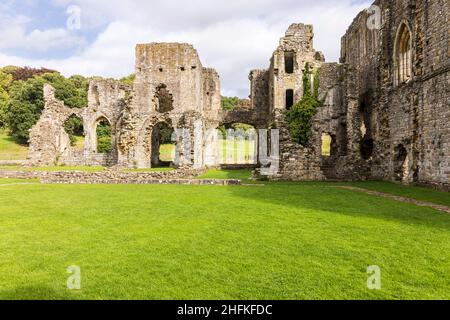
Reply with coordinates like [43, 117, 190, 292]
[151, 122, 175, 167]
[63, 114, 85, 152]
[95, 117, 113, 154]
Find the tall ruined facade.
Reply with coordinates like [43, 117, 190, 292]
[245, 0, 448, 189]
[338, 0, 449, 189]
[29, 0, 449, 189]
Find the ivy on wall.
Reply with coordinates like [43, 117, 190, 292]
[285, 63, 324, 146]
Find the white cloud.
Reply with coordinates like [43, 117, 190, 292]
[0, 10, 86, 52]
[0, 0, 373, 97]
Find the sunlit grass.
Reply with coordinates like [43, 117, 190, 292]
[159, 144, 176, 162]
[197, 169, 253, 180]
[219, 139, 256, 164]
[0, 165, 105, 172]
[159, 140, 256, 165]
[0, 130, 29, 161]
[0, 181, 449, 300]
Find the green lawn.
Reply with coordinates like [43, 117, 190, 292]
[348, 181, 450, 207]
[0, 180, 449, 300]
[0, 131, 29, 161]
[197, 169, 253, 180]
[0, 165, 106, 172]
[219, 139, 256, 164]
[160, 144, 176, 162]
[0, 178, 39, 185]
[160, 141, 256, 165]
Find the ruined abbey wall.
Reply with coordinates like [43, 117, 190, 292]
[340, 0, 449, 189]
[28, 0, 449, 188]
[116, 43, 222, 168]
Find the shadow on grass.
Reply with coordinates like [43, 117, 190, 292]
[227, 181, 450, 229]
[0, 286, 80, 300]
[5, 136, 26, 146]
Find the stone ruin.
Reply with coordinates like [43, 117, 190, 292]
[29, 0, 449, 190]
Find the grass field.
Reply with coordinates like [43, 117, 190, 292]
[0, 175, 449, 300]
[0, 131, 29, 161]
[349, 181, 450, 207]
[159, 141, 256, 165]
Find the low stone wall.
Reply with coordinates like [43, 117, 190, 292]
[0, 169, 241, 186]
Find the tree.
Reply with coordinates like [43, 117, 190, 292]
[0, 71, 13, 129]
[96, 120, 112, 153]
[7, 77, 46, 143]
[4, 66, 58, 82]
[221, 96, 240, 111]
[120, 74, 136, 86]
[6, 73, 89, 143]
[285, 63, 324, 146]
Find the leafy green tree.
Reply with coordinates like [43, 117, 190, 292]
[221, 96, 240, 111]
[7, 77, 47, 143]
[285, 63, 324, 146]
[120, 74, 136, 86]
[42, 73, 88, 108]
[6, 73, 89, 143]
[0, 71, 13, 129]
[64, 115, 84, 146]
[96, 120, 112, 153]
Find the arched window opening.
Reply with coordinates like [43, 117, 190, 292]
[286, 89, 294, 110]
[96, 118, 112, 154]
[64, 114, 84, 151]
[395, 23, 412, 85]
[155, 84, 174, 113]
[151, 122, 175, 167]
[218, 123, 257, 165]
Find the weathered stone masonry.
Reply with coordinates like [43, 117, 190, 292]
[28, 0, 449, 189]
[338, 0, 449, 189]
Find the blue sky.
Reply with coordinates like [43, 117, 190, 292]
[0, 0, 373, 97]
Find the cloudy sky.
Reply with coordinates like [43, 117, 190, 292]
[0, 0, 372, 97]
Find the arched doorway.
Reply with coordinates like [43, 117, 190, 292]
[64, 114, 84, 151]
[95, 117, 112, 154]
[151, 122, 175, 167]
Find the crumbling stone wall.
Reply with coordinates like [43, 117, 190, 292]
[28, 1, 449, 188]
[341, 0, 449, 189]
[29, 80, 129, 167]
[116, 43, 222, 169]
[29, 84, 77, 166]
[30, 43, 222, 170]
[253, 23, 345, 180]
